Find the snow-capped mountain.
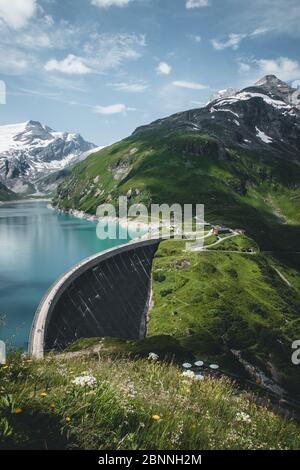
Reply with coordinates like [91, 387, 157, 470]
[0, 120, 96, 194]
[134, 75, 300, 160]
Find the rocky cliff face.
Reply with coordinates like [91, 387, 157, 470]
[0, 120, 96, 194]
[0, 181, 16, 201]
[134, 75, 300, 159]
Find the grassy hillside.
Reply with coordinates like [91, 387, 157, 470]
[148, 241, 300, 396]
[1, 351, 300, 450]
[53, 130, 300, 251]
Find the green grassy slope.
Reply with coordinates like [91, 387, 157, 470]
[52, 126, 300, 414]
[54, 130, 300, 251]
[1, 352, 300, 450]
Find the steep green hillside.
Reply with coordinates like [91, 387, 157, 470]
[148, 241, 300, 396]
[0, 182, 16, 201]
[54, 130, 300, 251]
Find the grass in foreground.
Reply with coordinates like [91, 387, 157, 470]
[1, 353, 300, 450]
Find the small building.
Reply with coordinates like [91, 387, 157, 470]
[212, 226, 231, 236]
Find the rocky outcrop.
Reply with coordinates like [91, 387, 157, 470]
[133, 75, 300, 161]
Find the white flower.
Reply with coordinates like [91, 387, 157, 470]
[182, 363, 192, 369]
[182, 370, 195, 379]
[236, 411, 252, 423]
[72, 375, 97, 387]
[195, 374, 205, 381]
[148, 352, 159, 361]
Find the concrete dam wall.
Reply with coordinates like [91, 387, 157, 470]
[29, 239, 161, 359]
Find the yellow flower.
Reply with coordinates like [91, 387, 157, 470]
[40, 392, 48, 398]
[2, 365, 9, 369]
[152, 415, 161, 421]
[14, 407, 23, 415]
[49, 403, 56, 409]
[65, 417, 71, 423]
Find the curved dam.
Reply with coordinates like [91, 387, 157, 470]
[29, 239, 161, 359]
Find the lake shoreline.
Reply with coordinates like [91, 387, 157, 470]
[51, 204, 161, 237]
[0, 198, 52, 205]
[0, 200, 130, 349]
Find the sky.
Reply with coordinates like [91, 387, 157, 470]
[0, 0, 300, 145]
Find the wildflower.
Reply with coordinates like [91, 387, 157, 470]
[14, 407, 23, 415]
[152, 415, 161, 421]
[2, 365, 9, 370]
[65, 417, 71, 423]
[182, 363, 192, 369]
[236, 411, 252, 423]
[49, 403, 56, 409]
[72, 375, 97, 387]
[148, 352, 159, 361]
[40, 392, 48, 398]
[182, 370, 195, 379]
[195, 373, 205, 381]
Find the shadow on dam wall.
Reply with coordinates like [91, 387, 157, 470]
[29, 239, 161, 357]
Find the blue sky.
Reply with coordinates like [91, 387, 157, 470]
[0, 0, 300, 145]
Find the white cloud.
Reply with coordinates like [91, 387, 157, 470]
[256, 57, 300, 82]
[91, 0, 133, 7]
[212, 33, 246, 51]
[43, 33, 145, 76]
[251, 27, 269, 36]
[173, 80, 208, 90]
[159, 81, 210, 112]
[0, 56, 28, 74]
[0, 17, 82, 66]
[0, 45, 34, 74]
[84, 33, 146, 72]
[212, 26, 269, 51]
[186, 0, 210, 9]
[187, 34, 202, 43]
[108, 81, 148, 93]
[156, 62, 172, 75]
[94, 103, 134, 114]
[239, 62, 251, 73]
[0, 0, 36, 29]
[224, 0, 300, 38]
[45, 55, 92, 75]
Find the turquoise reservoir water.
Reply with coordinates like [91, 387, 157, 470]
[0, 201, 129, 350]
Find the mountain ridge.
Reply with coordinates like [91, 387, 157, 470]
[0, 120, 96, 195]
[133, 74, 300, 159]
[54, 75, 300, 251]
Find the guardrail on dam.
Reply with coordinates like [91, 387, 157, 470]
[29, 238, 161, 359]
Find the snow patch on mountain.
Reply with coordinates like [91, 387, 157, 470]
[255, 127, 273, 144]
[0, 120, 96, 194]
[213, 92, 291, 111]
